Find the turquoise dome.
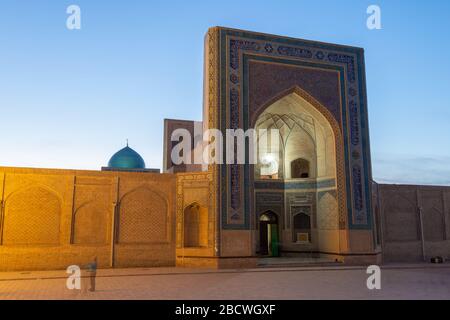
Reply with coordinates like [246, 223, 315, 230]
[108, 146, 146, 169]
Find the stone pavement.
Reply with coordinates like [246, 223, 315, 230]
[0, 263, 449, 300]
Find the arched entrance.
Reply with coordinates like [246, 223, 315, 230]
[259, 211, 279, 257]
[253, 89, 345, 256]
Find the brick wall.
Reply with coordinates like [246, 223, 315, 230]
[375, 183, 450, 262]
[0, 167, 176, 271]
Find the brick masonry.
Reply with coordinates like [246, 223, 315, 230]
[374, 183, 450, 262]
[0, 167, 176, 271]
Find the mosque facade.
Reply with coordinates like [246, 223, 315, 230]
[0, 27, 449, 271]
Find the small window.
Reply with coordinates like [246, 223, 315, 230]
[291, 158, 310, 179]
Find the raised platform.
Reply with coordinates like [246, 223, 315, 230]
[258, 257, 342, 268]
[176, 256, 258, 269]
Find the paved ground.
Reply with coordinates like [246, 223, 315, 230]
[0, 264, 449, 300]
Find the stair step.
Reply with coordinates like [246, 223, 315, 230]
[257, 258, 342, 268]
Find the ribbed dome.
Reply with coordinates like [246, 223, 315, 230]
[108, 146, 146, 169]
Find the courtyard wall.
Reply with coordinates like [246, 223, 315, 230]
[0, 167, 176, 271]
[375, 183, 450, 262]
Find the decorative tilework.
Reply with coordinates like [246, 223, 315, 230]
[318, 189, 338, 202]
[349, 100, 360, 146]
[214, 28, 373, 231]
[230, 88, 240, 129]
[352, 165, 365, 223]
[264, 43, 273, 53]
[254, 179, 336, 190]
[230, 165, 240, 211]
[247, 60, 342, 125]
[327, 53, 356, 83]
[277, 46, 313, 59]
[230, 73, 239, 84]
[315, 51, 325, 60]
[230, 39, 260, 70]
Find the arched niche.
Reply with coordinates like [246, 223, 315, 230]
[254, 91, 336, 180]
[73, 201, 108, 245]
[183, 202, 208, 248]
[118, 186, 168, 244]
[292, 211, 312, 243]
[3, 186, 61, 245]
[291, 158, 311, 179]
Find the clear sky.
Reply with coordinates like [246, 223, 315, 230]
[1, 0, 449, 185]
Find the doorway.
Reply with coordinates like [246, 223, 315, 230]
[259, 211, 279, 256]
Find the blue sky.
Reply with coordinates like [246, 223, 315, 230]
[0, 0, 449, 185]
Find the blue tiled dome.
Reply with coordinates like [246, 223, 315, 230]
[108, 145, 146, 169]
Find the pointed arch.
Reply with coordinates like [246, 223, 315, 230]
[251, 86, 342, 133]
[72, 201, 108, 245]
[183, 202, 208, 248]
[292, 210, 312, 242]
[253, 85, 347, 227]
[118, 186, 169, 244]
[5, 183, 63, 205]
[3, 186, 61, 245]
[259, 210, 279, 223]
